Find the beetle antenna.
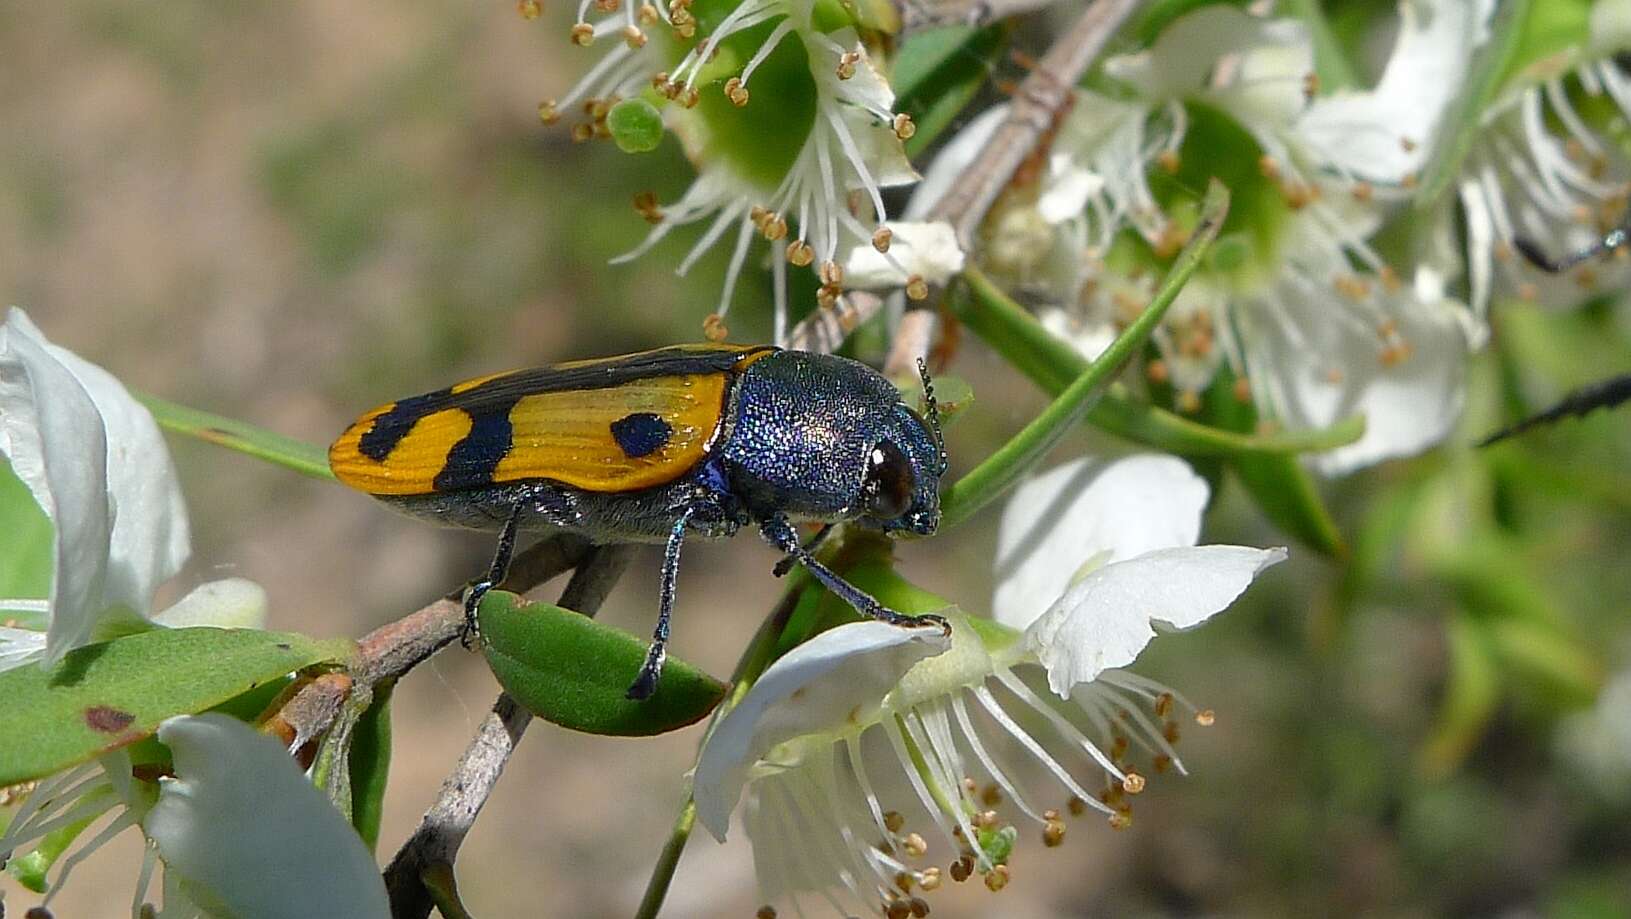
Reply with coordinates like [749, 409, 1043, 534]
[917, 358, 947, 475]
[1514, 223, 1631, 274]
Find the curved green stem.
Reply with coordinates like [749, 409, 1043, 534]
[139, 392, 334, 480]
[957, 265, 1366, 457]
[939, 179, 1230, 530]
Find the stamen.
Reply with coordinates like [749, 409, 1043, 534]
[517, 0, 543, 19]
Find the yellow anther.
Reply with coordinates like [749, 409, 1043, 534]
[883, 810, 905, 833]
[756, 907, 777, 919]
[905, 275, 929, 301]
[1043, 819, 1066, 847]
[1122, 771, 1146, 795]
[1156, 149, 1181, 174]
[570, 22, 595, 45]
[786, 240, 814, 266]
[538, 100, 560, 125]
[984, 864, 1011, 892]
[872, 226, 892, 252]
[919, 867, 943, 891]
[703, 312, 729, 342]
[819, 261, 844, 287]
[837, 50, 860, 80]
[517, 0, 543, 20]
[570, 122, 595, 143]
[725, 76, 749, 107]
[1196, 709, 1215, 726]
[893, 113, 917, 141]
[623, 25, 647, 47]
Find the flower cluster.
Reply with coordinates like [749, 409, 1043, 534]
[540, 0, 944, 341]
[693, 456, 1284, 915]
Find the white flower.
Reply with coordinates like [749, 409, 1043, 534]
[692, 455, 1283, 916]
[547, 0, 919, 342]
[1, 713, 388, 918]
[0, 308, 265, 673]
[1457, 0, 1631, 319]
[913, 3, 1480, 474]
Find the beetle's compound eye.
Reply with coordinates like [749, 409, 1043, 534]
[863, 440, 915, 520]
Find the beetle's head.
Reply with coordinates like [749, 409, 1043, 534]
[857, 362, 946, 537]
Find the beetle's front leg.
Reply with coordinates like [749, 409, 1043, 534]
[772, 523, 833, 577]
[759, 515, 948, 633]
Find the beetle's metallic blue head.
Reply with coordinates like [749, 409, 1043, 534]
[718, 350, 946, 536]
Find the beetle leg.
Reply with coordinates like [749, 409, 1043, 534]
[628, 505, 698, 700]
[759, 516, 949, 634]
[772, 523, 833, 577]
[461, 499, 527, 647]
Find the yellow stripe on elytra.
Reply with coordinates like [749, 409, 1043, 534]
[329, 406, 474, 496]
[492, 373, 727, 492]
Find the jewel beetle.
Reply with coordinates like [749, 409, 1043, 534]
[329, 343, 949, 699]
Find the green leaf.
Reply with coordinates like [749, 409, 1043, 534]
[939, 179, 1231, 529]
[348, 680, 393, 851]
[1203, 367, 1347, 558]
[891, 25, 1005, 157]
[0, 627, 352, 785]
[1419, 613, 1500, 778]
[608, 99, 665, 154]
[478, 591, 728, 736]
[0, 458, 52, 622]
[138, 392, 334, 481]
[1278, 0, 1359, 91]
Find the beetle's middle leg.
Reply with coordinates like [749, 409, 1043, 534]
[461, 499, 527, 646]
[759, 515, 949, 633]
[772, 523, 833, 577]
[627, 505, 698, 701]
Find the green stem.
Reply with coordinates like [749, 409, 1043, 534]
[634, 800, 697, 919]
[1279, 0, 1359, 91]
[958, 265, 1366, 456]
[939, 179, 1231, 530]
[632, 569, 820, 919]
[139, 392, 334, 481]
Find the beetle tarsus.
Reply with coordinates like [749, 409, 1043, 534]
[627, 507, 695, 700]
[462, 500, 527, 647]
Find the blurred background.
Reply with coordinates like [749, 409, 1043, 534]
[4, 0, 1630, 916]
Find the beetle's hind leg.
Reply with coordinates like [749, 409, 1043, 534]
[627, 506, 698, 700]
[461, 499, 527, 647]
[759, 516, 949, 634]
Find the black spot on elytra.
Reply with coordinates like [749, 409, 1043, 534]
[84, 705, 135, 733]
[434, 410, 515, 491]
[610, 412, 673, 458]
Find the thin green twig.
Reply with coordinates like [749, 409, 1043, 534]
[939, 178, 1231, 530]
[139, 392, 334, 480]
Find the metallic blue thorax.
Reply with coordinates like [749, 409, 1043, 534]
[716, 350, 941, 534]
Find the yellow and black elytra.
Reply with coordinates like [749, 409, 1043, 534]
[330, 343, 949, 699]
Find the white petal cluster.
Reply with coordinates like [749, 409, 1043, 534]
[692, 456, 1283, 915]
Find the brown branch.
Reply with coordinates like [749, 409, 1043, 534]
[926, 0, 1142, 245]
[894, 0, 1058, 35]
[263, 534, 593, 752]
[382, 544, 637, 919]
[788, 0, 1140, 358]
[784, 291, 886, 354]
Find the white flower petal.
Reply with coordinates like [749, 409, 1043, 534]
[1298, 0, 1494, 183]
[1025, 545, 1286, 696]
[692, 620, 951, 842]
[843, 221, 964, 288]
[1036, 156, 1103, 224]
[150, 579, 268, 630]
[1104, 6, 1309, 120]
[144, 714, 389, 919]
[994, 456, 1209, 632]
[1244, 277, 1471, 475]
[0, 309, 190, 667]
